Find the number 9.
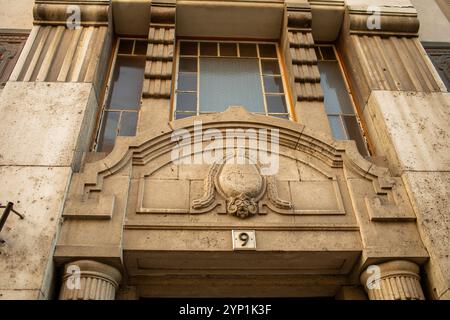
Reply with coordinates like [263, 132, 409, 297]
[239, 232, 249, 246]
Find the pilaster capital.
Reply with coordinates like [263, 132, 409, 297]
[360, 260, 425, 300]
[59, 260, 122, 300]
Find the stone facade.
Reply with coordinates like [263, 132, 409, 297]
[0, 0, 449, 300]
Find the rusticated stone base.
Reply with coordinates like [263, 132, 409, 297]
[59, 260, 122, 300]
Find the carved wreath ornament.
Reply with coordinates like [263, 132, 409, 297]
[192, 154, 292, 219]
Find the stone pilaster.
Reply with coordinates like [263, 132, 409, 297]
[339, 1, 449, 300]
[59, 260, 122, 300]
[360, 260, 425, 300]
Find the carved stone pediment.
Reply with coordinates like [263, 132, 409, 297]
[55, 107, 426, 265]
[61, 107, 417, 223]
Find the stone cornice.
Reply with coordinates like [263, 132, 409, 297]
[347, 5, 419, 36]
[33, 0, 110, 26]
[286, 3, 312, 30]
[151, 0, 177, 25]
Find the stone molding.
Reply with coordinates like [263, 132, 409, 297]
[360, 260, 425, 300]
[59, 260, 122, 300]
[33, 0, 109, 26]
[142, 1, 176, 99]
[0, 31, 28, 88]
[347, 6, 420, 36]
[64, 107, 409, 221]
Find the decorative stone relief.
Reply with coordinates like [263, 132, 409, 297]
[55, 107, 427, 278]
[424, 44, 450, 90]
[191, 153, 290, 219]
[0, 32, 27, 88]
[63, 108, 414, 222]
[33, 0, 109, 26]
[365, 177, 416, 221]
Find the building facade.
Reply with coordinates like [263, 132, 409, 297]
[0, 0, 449, 300]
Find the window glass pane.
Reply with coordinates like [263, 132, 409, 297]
[118, 39, 133, 54]
[320, 46, 336, 60]
[176, 92, 197, 112]
[199, 57, 264, 113]
[239, 43, 257, 57]
[108, 56, 145, 110]
[134, 41, 148, 55]
[119, 112, 138, 136]
[180, 41, 198, 55]
[328, 115, 347, 140]
[263, 76, 284, 93]
[259, 44, 277, 58]
[98, 112, 120, 152]
[179, 57, 197, 73]
[175, 112, 196, 119]
[177, 73, 197, 91]
[318, 61, 355, 115]
[343, 115, 368, 156]
[200, 42, 218, 56]
[220, 43, 237, 57]
[261, 59, 281, 75]
[266, 95, 287, 113]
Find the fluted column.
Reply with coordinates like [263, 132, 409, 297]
[59, 260, 122, 300]
[360, 260, 425, 300]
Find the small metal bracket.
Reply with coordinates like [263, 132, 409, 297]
[0, 202, 25, 234]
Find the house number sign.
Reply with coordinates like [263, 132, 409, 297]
[232, 230, 256, 250]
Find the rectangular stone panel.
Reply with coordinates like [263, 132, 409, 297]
[137, 179, 190, 213]
[289, 180, 345, 214]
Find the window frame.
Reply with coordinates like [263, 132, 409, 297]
[316, 44, 373, 156]
[93, 37, 147, 152]
[172, 39, 294, 120]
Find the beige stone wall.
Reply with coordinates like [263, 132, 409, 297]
[364, 91, 450, 299]
[0, 0, 34, 30]
[0, 82, 99, 299]
[411, 0, 450, 42]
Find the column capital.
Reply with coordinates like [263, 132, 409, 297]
[360, 260, 425, 300]
[59, 260, 122, 300]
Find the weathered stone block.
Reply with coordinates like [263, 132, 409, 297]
[0, 82, 98, 168]
[0, 166, 71, 296]
[365, 91, 450, 174]
[402, 171, 450, 300]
